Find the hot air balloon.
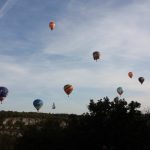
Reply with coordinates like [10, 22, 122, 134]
[138, 77, 144, 84]
[93, 51, 100, 61]
[128, 72, 133, 78]
[117, 87, 123, 96]
[0, 86, 8, 104]
[33, 99, 43, 112]
[52, 102, 56, 109]
[49, 21, 55, 30]
[64, 84, 73, 97]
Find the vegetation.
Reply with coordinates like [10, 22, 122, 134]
[0, 97, 150, 150]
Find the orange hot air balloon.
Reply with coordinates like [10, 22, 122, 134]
[49, 21, 55, 30]
[93, 51, 100, 61]
[128, 72, 133, 78]
[64, 84, 73, 97]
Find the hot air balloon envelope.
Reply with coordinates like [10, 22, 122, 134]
[33, 99, 43, 111]
[0, 87, 8, 104]
[117, 87, 123, 96]
[49, 21, 55, 30]
[128, 72, 133, 78]
[64, 84, 73, 96]
[138, 77, 144, 84]
[52, 102, 56, 109]
[93, 51, 100, 61]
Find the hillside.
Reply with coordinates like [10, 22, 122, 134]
[1, 97, 150, 150]
[0, 111, 72, 137]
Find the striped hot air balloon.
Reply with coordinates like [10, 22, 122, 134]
[64, 84, 73, 97]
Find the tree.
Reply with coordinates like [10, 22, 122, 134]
[128, 101, 141, 115]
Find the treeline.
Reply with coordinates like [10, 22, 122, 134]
[0, 111, 68, 125]
[1, 97, 150, 150]
[0, 111, 69, 121]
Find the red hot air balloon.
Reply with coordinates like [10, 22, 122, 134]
[128, 72, 133, 78]
[93, 51, 100, 61]
[138, 77, 144, 84]
[64, 84, 73, 97]
[49, 21, 55, 30]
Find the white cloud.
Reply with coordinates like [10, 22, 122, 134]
[1, 0, 150, 114]
[0, 0, 17, 18]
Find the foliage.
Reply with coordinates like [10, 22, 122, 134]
[0, 97, 150, 150]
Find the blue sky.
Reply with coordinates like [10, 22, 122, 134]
[0, 0, 150, 114]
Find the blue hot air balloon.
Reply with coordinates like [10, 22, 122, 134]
[33, 99, 43, 112]
[0, 86, 8, 104]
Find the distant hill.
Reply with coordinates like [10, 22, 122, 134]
[0, 111, 76, 137]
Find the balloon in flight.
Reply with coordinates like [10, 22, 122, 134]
[33, 99, 43, 112]
[49, 21, 55, 30]
[0, 86, 8, 104]
[128, 72, 133, 78]
[64, 84, 73, 97]
[138, 77, 144, 84]
[117, 87, 123, 96]
[52, 102, 56, 109]
[93, 51, 100, 61]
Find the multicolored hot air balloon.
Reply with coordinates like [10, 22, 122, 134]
[64, 84, 73, 97]
[138, 77, 144, 84]
[93, 51, 100, 61]
[49, 21, 55, 30]
[128, 72, 133, 78]
[0, 86, 8, 104]
[117, 87, 123, 96]
[33, 99, 43, 112]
